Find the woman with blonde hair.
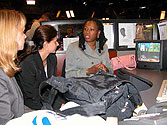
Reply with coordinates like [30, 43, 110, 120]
[0, 9, 26, 124]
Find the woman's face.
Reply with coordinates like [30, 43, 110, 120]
[83, 21, 100, 44]
[17, 28, 26, 50]
[47, 36, 59, 53]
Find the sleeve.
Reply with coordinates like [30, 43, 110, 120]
[0, 79, 14, 125]
[104, 45, 114, 74]
[65, 43, 88, 78]
[18, 60, 36, 98]
[48, 54, 57, 76]
[53, 54, 57, 76]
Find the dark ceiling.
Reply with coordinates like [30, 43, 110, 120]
[0, 0, 167, 21]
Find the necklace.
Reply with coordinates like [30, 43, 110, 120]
[43, 60, 47, 67]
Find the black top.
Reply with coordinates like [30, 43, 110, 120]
[15, 51, 57, 109]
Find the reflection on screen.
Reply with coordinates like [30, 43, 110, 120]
[58, 24, 83, 51]
[41, 20, 84, 51]
[63, 37, 79, 51]
[137, 42, 160, 62]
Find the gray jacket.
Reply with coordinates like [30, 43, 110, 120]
[66, 41, 113, 78]
[0, 68, 24, 125]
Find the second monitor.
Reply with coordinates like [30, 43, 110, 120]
[135, 40, 167, 70]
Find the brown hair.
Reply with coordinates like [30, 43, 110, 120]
[18, 25, 57, 61]
[32, 25, 57, 50]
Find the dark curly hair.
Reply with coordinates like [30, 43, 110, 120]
[79, 18, 107, 53]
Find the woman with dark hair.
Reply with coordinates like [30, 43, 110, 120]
[66, 18, 113, 78]
[15, 25, 65, 110]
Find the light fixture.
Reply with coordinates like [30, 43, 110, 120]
[83, 1, 87, 6]
[139, 6, 146, 9]
[26, 0, 35, 5]
[108, 3, 113, 5]
[66, 10, 75, 18]
[56, 10, 61, 18]
[102, 18, 110, 20]
[70, 10, 75, 17]
[91, 11, 95, 18]
[160, 11, 166, 20]
[66, 11, 71, 18]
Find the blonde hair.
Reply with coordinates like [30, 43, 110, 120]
[0, 9, 26, 77]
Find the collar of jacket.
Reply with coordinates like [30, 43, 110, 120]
[84, 41, 105, 57]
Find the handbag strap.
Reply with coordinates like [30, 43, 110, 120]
[117, 56, 136, 70]
[124, 65, 136, 70]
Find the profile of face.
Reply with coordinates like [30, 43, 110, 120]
[46, 35, 59, 53]
[120, 28, 126, 37]
[17, 28, 26, 50]
[83, 21, 101, 43]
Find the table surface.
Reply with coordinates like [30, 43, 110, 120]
[120, 68, 167, 109]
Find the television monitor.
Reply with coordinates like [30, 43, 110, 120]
[135, 40, 167, 70]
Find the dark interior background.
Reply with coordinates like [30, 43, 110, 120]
[1, 0, 167, 19]
[1, 0, 167, 30]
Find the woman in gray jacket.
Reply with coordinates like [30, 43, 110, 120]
[0, 9, 26, 124]
[66, 18, 113, 78]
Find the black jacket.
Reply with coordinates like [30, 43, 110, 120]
[40, 72, 142, 120]
[15, 52, 57, 109]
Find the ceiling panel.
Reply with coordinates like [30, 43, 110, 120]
[0, 0, 167, 20]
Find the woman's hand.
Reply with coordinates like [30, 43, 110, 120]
[97, 63, 109, 72]
[87, 63, 109, 75]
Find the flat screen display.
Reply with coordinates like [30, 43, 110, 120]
[41, 20, 84, 51]
[137, 42, 160, 62]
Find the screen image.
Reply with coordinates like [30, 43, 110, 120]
[118, 23, 136, 49]
[137, 42, 160, 62]
[41, 20, 84, 51]
[57, 24, 83, 51]
[103, 23, 114, 49]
